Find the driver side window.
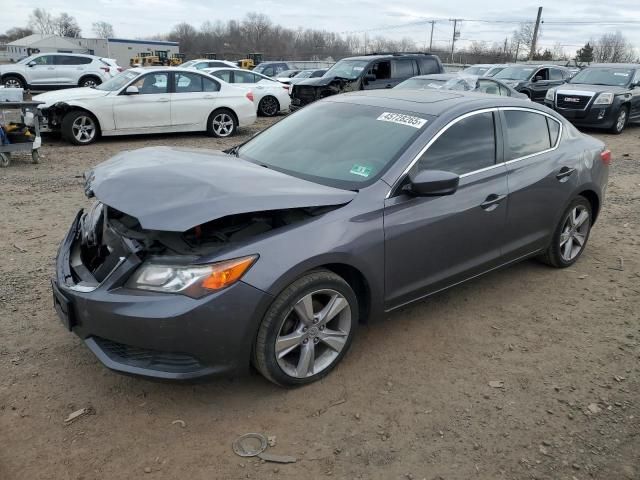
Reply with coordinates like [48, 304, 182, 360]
[369, 61, 391, 80]
[31, 55, 53, 65]
[130, 73, 169, 94]
[535, 68, 549, 81]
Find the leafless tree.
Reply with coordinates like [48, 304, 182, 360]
[29, 8, 55, 35]
[592, 32, 637, 63]
[0, 27, 33, 43]
[511, 22, 537, 58]
[92, 21, 114, 39]
[55, 13, 81, 38]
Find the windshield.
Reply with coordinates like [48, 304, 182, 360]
[485, 66, 505, 77]
[463, 66, 489, 76]
[96, 70, 139, 91]
[238, 101, 431, 189]
[442, 76, 479, 91]
[395, 77, 448, 89]
[294, 70, 314, 78]
[570, 67, 634, 86]
[494, 66, 535, 81]
[17, 55, 36, 65]
[323, 60, 370, 80]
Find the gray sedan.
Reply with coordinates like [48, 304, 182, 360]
[52, 89, 610, 386]
[396, 73, 529, 99]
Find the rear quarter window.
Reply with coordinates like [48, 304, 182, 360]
[418, 57, 441, 74]
[504, 110, 552, 160]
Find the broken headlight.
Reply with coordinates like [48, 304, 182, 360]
[126, 255, 258, 298]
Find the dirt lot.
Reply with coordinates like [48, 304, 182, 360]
[1, 117, 639, 480]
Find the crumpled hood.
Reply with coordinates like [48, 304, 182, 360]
[33, 87, 110, 107]
[85, 146, 356, 232]
[555, 83, 629, 95]
[296, 76, 357, 88]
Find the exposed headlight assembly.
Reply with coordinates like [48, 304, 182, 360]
[593, 92, 614, 105]
[126, 255, 258, 298]
[545, 89, 556, 101]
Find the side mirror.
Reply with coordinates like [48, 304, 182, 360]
[405, 170, 459, 197]
[27, 61, 36, 67]
[124, 86, 139, 95]
[364, 73, 376, 83]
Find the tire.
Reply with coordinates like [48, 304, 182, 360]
[31, 150, 40, 164]
[258, 96, 280, 117]
[0, 152, 10, 168]
[61, 110, 99, 146]
[609, 105, 628, 134]
[2, 75, 25, 89]
[206, 109, 237, 138]
[539, 196, 592, 268]
[79, 76, 101, 88]
[254, 270, 358, 387]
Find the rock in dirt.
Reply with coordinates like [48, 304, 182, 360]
[257, 452, 297, 464]
[171, 419, 186, 428]
[488, 381, 504, 388]
[587, 403, 602, 414]
[64, 406, 95, 425]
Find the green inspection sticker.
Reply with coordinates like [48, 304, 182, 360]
[350, 164, 373, 177]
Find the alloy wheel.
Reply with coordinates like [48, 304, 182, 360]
[559, 205, 590, 262]
[616, 109, 627, 133]
[71, 115, 97, 143]
[82, 78, 98, 88]
[212, 113, 234, 137]
[3, 78, 22, 88]
[275, 289, 352, 378]
[260, 96, 278, 116]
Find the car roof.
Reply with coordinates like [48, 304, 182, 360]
[129, 67, 211, 74]
[38, 52, 97, 58]
[587, 63, 639, 69]
[327, 88, 545, 117]
[343, 53, 438, 61]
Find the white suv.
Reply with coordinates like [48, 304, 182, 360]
[0, 53, 120, 90]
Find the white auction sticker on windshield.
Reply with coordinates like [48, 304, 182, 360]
[377, 112, 427, 129]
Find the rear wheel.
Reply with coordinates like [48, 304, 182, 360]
[254, 270, 358, 386]
[79, 76, 101, 88]
[207, 109, 237, 137]
[62, 111, 99, 146]
[2, 75, 25, 89]
[258, 96, 279, 117]
[539, 196, 592, 268]
[609, 105, 628, 134]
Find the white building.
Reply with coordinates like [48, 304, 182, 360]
[4, 34, 180, 67]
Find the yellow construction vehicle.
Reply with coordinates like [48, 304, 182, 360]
[130, 52, 159, 67]
[169, 53, 186, 66]
[236, 53, 264, 70]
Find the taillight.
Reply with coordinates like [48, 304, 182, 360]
[100, 67, 110, 73]
[246, 91, 254, 102]
[282, 85, 289, 90]
[600, 149, 612, 166]
[117, 67, 124, 72]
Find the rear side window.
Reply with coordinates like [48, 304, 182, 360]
[203, 76, 220, 92]
[234, 71, 258, 83]
[394, 60, 416, 78]
[210, 70, 232, 83]
[504, 110, 551, 160]
[416, 112, 496, 175]
[175, 72, 203, 93]
[56, 56, 92, 65]
[418, 57, 440, 74]
[547, 118, 561, 145]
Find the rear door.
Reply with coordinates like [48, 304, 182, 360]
[113, 71, 171, 129]
[54, 55, 91, 85]
[384, 110, 508, 308]
[391, 59, 418, 86]
[499, 108, 578, 260]
[170, 72, 220, 127]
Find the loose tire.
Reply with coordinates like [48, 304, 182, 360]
[0, 152, 10, 168]
[609, 105, 628, 134]
[539, 196, 592, 268]
[207, 109, 237, 138]
[258, 96, 279, 117]
[79, 76, 101, 88]
[2, 75, 25, 89]
[62, 110, 99, 146]
[254, 270, 358, 386]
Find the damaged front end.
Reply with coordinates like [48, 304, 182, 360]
[38, 103, 71, 133]
[291, 76, 362, 110]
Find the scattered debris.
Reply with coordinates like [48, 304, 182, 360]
[64, 406, 95, 425]
[257, 452, 297, 464]
[144, 467, 152, 473]
[268, 435, 277, 447]
[26, 234, 47, 240]
[488, 381, 504, 389]
[171, 419, 186, 428]
[587, 403, 602, 415]
[311, 398, 347, 417]
[233, 433, 268, 457]
[12, 244, 26, 253]
[614, 375, 625, 382]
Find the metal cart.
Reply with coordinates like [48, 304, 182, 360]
[0, 101, 43, 168]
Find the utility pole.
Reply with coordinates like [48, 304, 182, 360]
[429, 20, 435, 51]
[529, 6, 543, 61]
[503, 37, 508, 56]
[515, 40, 520, 62]
[449, 19, 461, 63]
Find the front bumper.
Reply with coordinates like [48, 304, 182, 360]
[52, 210, 273, 380]
[545, 101, 617, 129]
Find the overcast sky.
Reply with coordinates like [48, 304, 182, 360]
[3, 1, 640, 55]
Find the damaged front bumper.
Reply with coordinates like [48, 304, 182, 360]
[52, 210, 273, 380]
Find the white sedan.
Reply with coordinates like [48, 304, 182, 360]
[33, 67, 257, 145]
[203, 67, 291, 117]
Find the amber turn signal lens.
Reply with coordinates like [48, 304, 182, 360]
[201, 255, 257, 291]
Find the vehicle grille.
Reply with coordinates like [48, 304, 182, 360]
[93, 337, 204, 373]
[293, 86, 318, 105]
[557, 94, 592, 110]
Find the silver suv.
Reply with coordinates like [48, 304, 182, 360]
[0, 53, 120, 90]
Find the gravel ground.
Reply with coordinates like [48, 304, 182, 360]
[1, 117, 639, 480]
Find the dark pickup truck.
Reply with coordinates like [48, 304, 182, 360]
[545, 63, 640, 134]
[290, 53, 444, 110]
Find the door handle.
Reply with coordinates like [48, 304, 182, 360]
[47, 67, 55, 70]
[556, 167, 575, 181]
[203, 95, 215, 99]
[480, 193, 506, 211]
[385, 84, 393, 88]
[157, 98, 170, 102]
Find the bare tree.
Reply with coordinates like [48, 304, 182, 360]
[92, 21, 114, 39]
[512, 22, 537, 58]
[1, 27, 33, 42]
[592, 32, 636, 63]
[29, 8, 55, 35]
[242, 12, 272, 50]
[551, 42, 567, 61]
[55, 13, 81, 38]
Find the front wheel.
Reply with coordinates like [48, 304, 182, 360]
[2, 75, 25, 89]
[207, 109, 236, 137]
[539, 196, 592, 268]
[61, 111, 99, 145]
[254, 270, 358, 386]
[609, 106, 628, 134]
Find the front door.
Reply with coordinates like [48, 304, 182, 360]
[384, 110, 508, 309]
[113, 72, 171, 130]
[27, 54, 57, 85]
[363, 61, 393, 90]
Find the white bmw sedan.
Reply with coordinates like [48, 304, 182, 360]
[203, 67, 291, 117]
[33, 67, 257, 145]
